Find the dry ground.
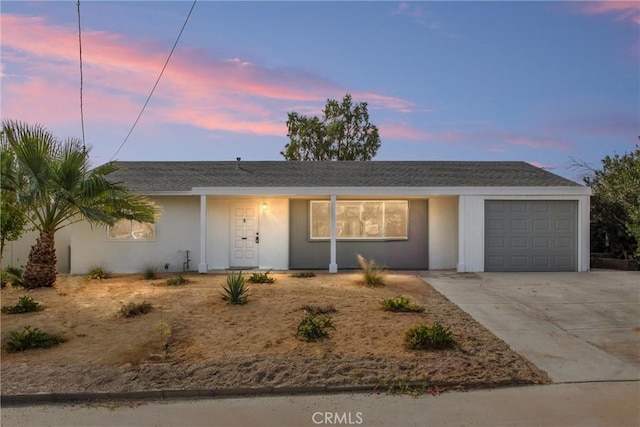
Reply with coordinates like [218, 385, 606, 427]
[0, 272, 550, 395]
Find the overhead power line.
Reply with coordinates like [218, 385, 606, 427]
[110, 0, 197, 161]
[77, 0, 86, 151]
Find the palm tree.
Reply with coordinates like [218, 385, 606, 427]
[1, 120, 157, 288]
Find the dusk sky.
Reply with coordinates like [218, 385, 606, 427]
[1, 1, 638, 182]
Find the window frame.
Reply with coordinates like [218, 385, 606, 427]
[309, 200, 409, 241]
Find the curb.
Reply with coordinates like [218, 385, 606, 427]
[0, 382, 432, 406]
[0, 379, 545, 406]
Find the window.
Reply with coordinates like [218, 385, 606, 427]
[310, 200, 408, 240]
[108, 219, 154, 240]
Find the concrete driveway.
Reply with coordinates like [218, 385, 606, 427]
[421, 270, 640, 383]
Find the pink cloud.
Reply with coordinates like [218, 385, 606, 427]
[571, 1, 640, 25]
[1, 13, 416, 142]
[354, 92, 417, 113]
[380, 121, 573, 151]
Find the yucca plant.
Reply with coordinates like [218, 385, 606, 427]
[357, 254, 386, 287]
[142, 264, 159, 280]
[221, 271, 250, 304]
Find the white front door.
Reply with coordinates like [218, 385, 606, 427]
[230, 202, 259, 268]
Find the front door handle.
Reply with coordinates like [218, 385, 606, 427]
[255, 233, 259, 244]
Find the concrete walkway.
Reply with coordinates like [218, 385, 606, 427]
[2, 382, 639, 427]
[422, 270, 640, 383]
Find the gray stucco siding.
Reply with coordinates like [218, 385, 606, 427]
[289, 199, 429, 269]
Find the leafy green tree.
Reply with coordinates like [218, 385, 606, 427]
[1, 120, 157, 288]
[281, 94, 381, 161]
[584, 146, 640, 259]
[0, 145, 29, 263]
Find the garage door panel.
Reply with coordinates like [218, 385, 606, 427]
[510, 236, 527, 248]
[555, 256, 573, 268]
[531, 203, 550, 213]
[532, 237, 550, 248]
[533, 219, 550, 231]
[555, 219, 572, 232]
[509, 202, 528, 213]
[555, 236, 572, 248]
[510, 256, 528, 267]
[510, 219, 527, 231]
[485, 200, 577, 272]
[487, 256, 505, 267]
[487, 237, 505, 248]
[487, 219, 505, 231]
[533, 257, 550, 267]
[555, 203, 573, 214]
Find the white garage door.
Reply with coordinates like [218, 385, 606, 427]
[485, 200, 578, 272]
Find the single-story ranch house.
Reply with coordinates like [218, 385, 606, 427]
[3, 160, 591, 274]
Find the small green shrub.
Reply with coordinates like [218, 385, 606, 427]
[1, 269, 7, 288]
[300, 304, 337, 315]
[357, 254, 385, 287]
[1, 296, 45, 314]
[380, 296, 424, 313]
[291, 271, 316, 278]
[404, 323, 454, 350]
[296, 315, 336, 342]
[3, 266, 25, 288]
[87, 266, 112, 280]
[142, 264, 160, 280]
[5, 326, 65, 352]
[247, 270, 276, 284]
[166, 275, 189, 286]
[120, 301, 153, 318]
[221, 271, 250, 304]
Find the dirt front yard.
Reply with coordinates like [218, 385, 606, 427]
[0, 272, 550, 395]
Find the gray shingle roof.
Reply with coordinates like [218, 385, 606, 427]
[108, 161, 580, 192]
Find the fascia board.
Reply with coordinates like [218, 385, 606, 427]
[190, 186, 591, 197]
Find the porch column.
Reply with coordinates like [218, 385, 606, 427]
[198, 195, 208, 273]
[329, 194, 338, 273]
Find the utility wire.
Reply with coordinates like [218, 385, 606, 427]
[110, 0, 197, 161]
[77, 0, 86, 151]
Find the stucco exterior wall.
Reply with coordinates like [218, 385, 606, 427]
[2, 227, 72, 273]
[70, 196, 200, 274]
[428, 197, 458, 270]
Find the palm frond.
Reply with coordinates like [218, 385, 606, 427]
[2, 119, 157, 232]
